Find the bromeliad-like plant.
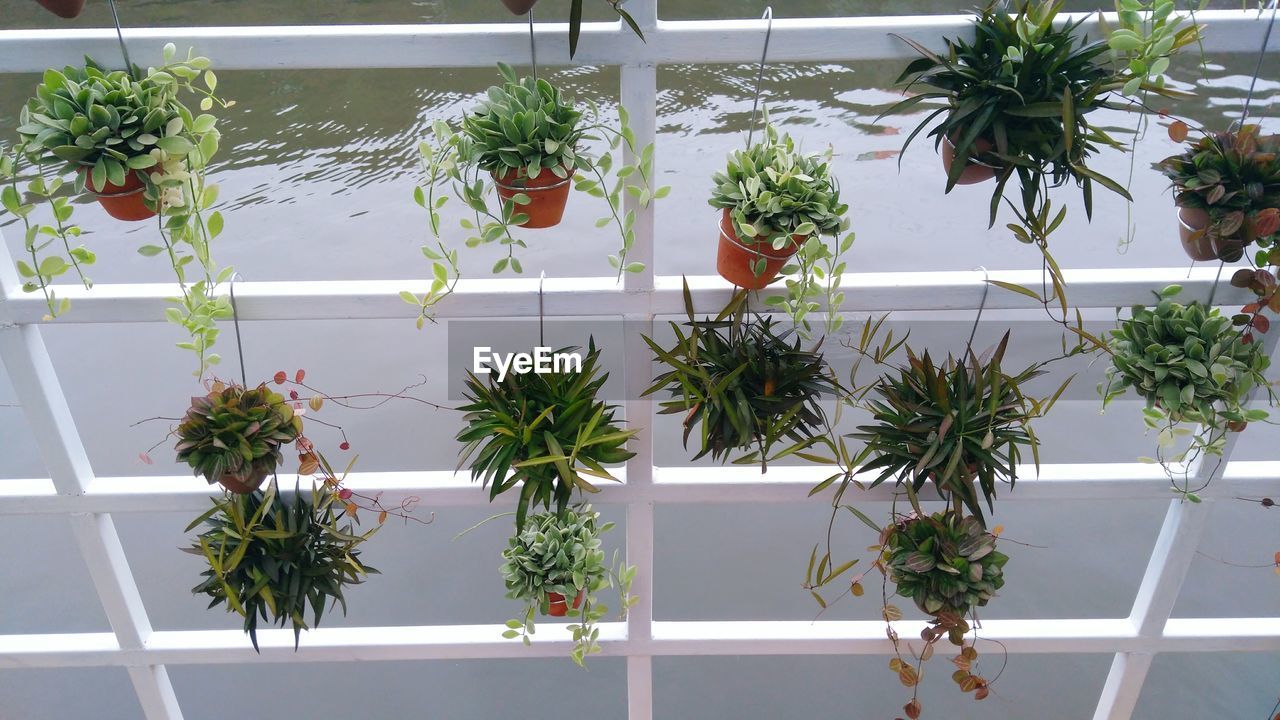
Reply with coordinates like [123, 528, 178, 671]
[1102, 285, 1274, 495]
[184, 482, 378, 651]
[850, 333, 1062, 528]
[709, 120, 854, 334]
[643, 283, 837, 470]
[409, 63, 665, 320]
[500, 504, 636, 667]
[883, 0, 1199, 308]
[2, 44, 236, 377]
[1158, 124, 1280, 261]
[175, 382, 304, 494]
[456, 341, 637, 530]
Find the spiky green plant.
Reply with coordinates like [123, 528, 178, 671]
[184, 483, 378, 650]
[643, 287, 835, 470]
[851, 333, 1059, 527]
[175, 383, 303, 488]
[456, 342, 637, 530]
[499, 504, 635, 667]
[883, 510, 1008, 618]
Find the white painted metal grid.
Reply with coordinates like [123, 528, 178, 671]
[0, 6, 1278, 720]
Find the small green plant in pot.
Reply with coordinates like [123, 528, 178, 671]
[500, 504, 636, 667]
[184, 482, 378, 651]
[1102, 285, 1273, 496]
[175, 382, 303, 495]
[851, 333, 1064, 528]
[456, 341, 637, 530]
[709, 121, 854, 334]
[643, 283, 836, 470]
[416, 63, 664, 289]
[1157, 124, 1280, 262]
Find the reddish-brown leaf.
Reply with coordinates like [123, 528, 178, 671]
[295, 369, 306, 383]
[904, 700, 921, 719]
[1254, 315, 1271, 334]
[339, 441, 351, 451]
[273, 371, 286, 385]
[1168, 120, 1189, 143]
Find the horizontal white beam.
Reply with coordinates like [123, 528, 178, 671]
[0, 268, 1256, 326]
[3, 617, 1276, 668]
[3, 461, 1277, 515]
[0, 11, 1267, 72]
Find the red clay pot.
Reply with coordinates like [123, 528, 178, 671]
[941, 136, 998, 186]
[493, 166, 573, 229]
[716, 209, 803, 290]
[500, 0, 539, 13]
[35, 0, 86, 18]
[78, 166, 155, 222]
[213, 467, 270, 495]
[546, 589, 584, 617]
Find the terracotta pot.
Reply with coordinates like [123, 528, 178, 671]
[35, 0, 86, 18]
[214, 467, 270, 495]
[546, 589, 584, 617]
[715, 209, 803, 290]
[941, 136, 998, 186]
[1176, 206, 1246, 262]
[493, 166, 573, 229]
[500, 0, 539, 14]
[78, 166, 155, 222]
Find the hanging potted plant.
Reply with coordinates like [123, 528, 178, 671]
[1102, 285, 1274, 497]
[500, 504, 636, 667]
[643, 283, 837, 471]
[174, 383, 304, 494]
[34, 0, 85, 19]
[883, 0, 1199, 289]
[418, 63, 663, 279]
[4, 44, 236, 377]
[708, 121, 850, 291]
[1157, 124, 1280, 262]
[184, 481, 379, 651]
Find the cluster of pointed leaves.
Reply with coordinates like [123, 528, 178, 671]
[708, 120, 848, 248]
[852, 333, 1049, 528]
[175, 383, 303, 487]
[461, 62, 584, 179]
[17, 56, 201, 192]
[456, 341, 636, 530]
[643, 287, 836, 469]
[1158, 125, 1280, 260]
[501, 504, 610, 609]
[184, 483, 378, 651]
[1103, 286, 1269, 427]
[885, 0, 1134, 223]
[884, 510, 1008, 617]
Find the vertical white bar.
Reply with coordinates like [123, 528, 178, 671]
[1093, 652, 1154, 720]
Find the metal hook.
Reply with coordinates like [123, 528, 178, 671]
[106, 0, 135, 77]
[538, 270, 546, 347]
[228, 272, 248, 387]
[528, 8, 539, 82]
[966, 266, 991, 353]
[1240, 0, 1279, 125]
[746, 6, 774, 148]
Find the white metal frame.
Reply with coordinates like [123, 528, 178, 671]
[0, 7, 1278, 720]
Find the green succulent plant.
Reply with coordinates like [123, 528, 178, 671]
[851, 333, 1059, 528]
[643, 285, 836, 470]
[1102, 286, 1272, 478]
[500, 504, 635, 667]
[1158, 125, 1280, 259]
[883, 510, 1008, 618]
[175, 383, 303, 488]
[461, 64, 585, 180]
[184, 483, 378, 651]
[456, 341, 637, 530]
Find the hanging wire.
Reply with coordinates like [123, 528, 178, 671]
[1240, 0, 1279, 126]
[106, 0, 135, 76]
[528, 7, 539, 82]
[228, 273, 248, 387]
[966, 266, 991, 353]
[538, 270, 546, 347]
[745, 6, 774, 147]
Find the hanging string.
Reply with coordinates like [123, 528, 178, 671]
[106, 0, 135, 76]
[228, 273, 248, 388]
[745, 6, 774, 148]
[1240, 0, 1279, 126]
[966, 266, 991, 353]
[538, 270, 546, 346]
[528, 8, 539, 82]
